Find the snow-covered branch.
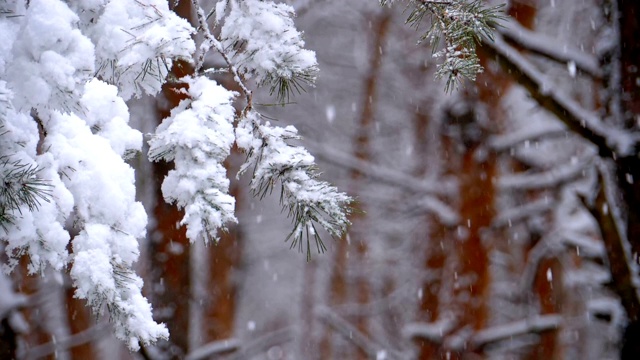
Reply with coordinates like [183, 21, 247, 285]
[403, 316, 457, 343]
[498, 157, 592, 190]
[489, 122, 566, 152]
[471, 314, 562, 348]
[498, 20, 602, 78]
[149, 76, 237, 244]
[185, 338, 241, 360]
[218, 0, 318, 104]
[583, 163, 640, 321]
[304, 140, 451, 196]
[236, 112, 352, 260]
[481, 33, 636, 158]
[493, 198, 554, 228]
[23, 323, 108, 360]
[316, 306, 398, 359]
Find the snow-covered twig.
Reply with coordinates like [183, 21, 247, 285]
[226, 327, 293, 360]
[560, 230, 605, 259]
[518, 234, 564, 295]
[191, 0, 253, 111]
[488, 122, 566, 152]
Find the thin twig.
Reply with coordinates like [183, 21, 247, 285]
[191, 0, 253, 113]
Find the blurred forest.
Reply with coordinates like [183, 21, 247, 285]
[2, 0, 640, 359]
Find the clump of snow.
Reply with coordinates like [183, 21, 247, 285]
[149, 76, 238, 244]
[6, 0, 94, 112]
[220, 0, 318, 87]
[73, 0, 195, 100]
[0, 0, 342, 350]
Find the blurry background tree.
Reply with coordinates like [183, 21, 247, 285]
[2, 0, 640, 360]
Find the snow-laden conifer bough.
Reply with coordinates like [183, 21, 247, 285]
[0, 0, 502, 351]
[0, 0, 353, 350]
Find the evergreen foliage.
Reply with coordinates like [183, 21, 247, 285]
[381, 0, 505, 91]
[0, 0, 503, 350]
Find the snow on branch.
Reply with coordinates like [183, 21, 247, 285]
[498, 20, 602, 78]
[236, 111, 352, 260]
[382, 0, 505, 91]
[582, 162, 640, 321]
[225, 327, 293, 360]
[488, 122, 567, 152]
[470, 314, 562, 348]
[518, 234, 564, 295]
[498, 157, 592, 190]
[41, 108, 167, 349]
[220, 0, 318, 104]
[315, 306, 397, 359]
[73, 0, 195, 100]
[404, 314, 562, 350]
[149, 76, 237, 244]
[185, 338, 241, 360]
[403, 316, 457, 343]
[304, 139, 451, 196]
[493, 197, 554, 228]
[481, 34, 636, 157]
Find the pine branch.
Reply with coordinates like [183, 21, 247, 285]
[192, 0, 253, 113]
[384, 0, 505, 92]
[0, 157, 52, 231]
[236, 112, 353, 260]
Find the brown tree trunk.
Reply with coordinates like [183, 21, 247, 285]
[65, 290, 95, 359]
[149, 48, 194, 357]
